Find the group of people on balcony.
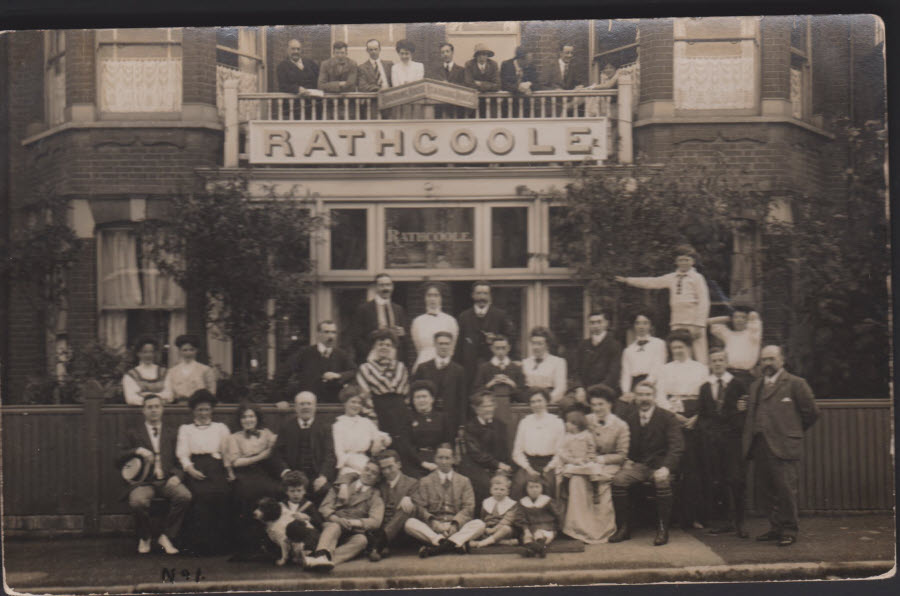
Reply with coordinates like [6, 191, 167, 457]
[118, 245, 819, 567]
[276, 36, 618, 98]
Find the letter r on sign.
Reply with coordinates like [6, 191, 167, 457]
[264, 130, 295, 158]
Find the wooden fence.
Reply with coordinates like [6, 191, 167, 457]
[1, 396, 893, 535]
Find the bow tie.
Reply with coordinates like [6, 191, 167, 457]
[244, 429, 260, 439]
[194, 423, 211, 429]
[637, 339, 649, 346]
[596, 418, 606, 426]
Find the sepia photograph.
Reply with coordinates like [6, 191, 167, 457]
[0, 12, 893, 594]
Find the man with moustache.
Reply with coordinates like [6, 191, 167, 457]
[277, 39, 319, 94]
[351, 273, 411, 365]
[455, 281, 516, 390]
[276, 320, 356, 404]
[609, 381, 684, 546]
[743, 345, 818, 547]
[357, 38, 393, 92]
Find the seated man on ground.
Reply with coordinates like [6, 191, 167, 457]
[365, 449, 419, 561]
[404, 443, 484, 557]
[470, 473, 518, 549]
[306, 458, 385, 570]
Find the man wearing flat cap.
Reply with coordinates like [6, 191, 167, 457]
[117, 394, 190, 555]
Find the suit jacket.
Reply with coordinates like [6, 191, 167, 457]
[276, 344, 356, 403]
[698, 376, 748, 437]
[569, 335, 622, 393]
[271, 415, 338, 482]
[462, 417, 510, 472]
[378, 473, 418, 524]
[357, 59, 393, 92]
[318, 57, 358, 92]
[463, 59, 501, 92]
[276, 57, 320, 93]
[474, 360, 526, 402]
[429, 62, 466, 86]
[319, 481, 384, 530]
[742, 370, 818, 461]
[455, 306, 516, 374]
[117, 421, 183, 483]
[351, 299, 411, 364]
[500, 58, 540, 94]
[623, 407, 684, 472]
[413, 359, 468, 430]
[412, 471, 475, 526]
[543, 60, 586, 90]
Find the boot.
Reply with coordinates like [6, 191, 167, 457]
[654, 493, 673, 546]
[608, 490, 631, 543]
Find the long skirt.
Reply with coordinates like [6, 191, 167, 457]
[562, 469, 618, 544]
[181, 454, 231, 555]
[231, 461, 283, 555]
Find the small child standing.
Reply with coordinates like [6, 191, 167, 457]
[515, 475, 563, 558]
[551, 410, 604, 504]
[282, 471, 324, 566]
[470, 474, 518, 549]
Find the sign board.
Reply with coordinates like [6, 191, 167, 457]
[248, 118, 609, 165]
[377, 79, 478, 110]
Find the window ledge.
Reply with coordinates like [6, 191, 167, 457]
[22, 119, 224, 146]
[633, 115, 834, 139]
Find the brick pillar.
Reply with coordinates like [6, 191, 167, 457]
[182, 27, 217, 121]
[760, 16, 791, 117]
[637, 18, 673, 118]
[66, 29, 96, 122]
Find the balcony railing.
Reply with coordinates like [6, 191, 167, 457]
[222, 74, 634, 166]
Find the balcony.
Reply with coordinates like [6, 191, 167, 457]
[222, 75, 634, 167]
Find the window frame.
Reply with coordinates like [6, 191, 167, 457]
[44, 30, 66, 126]
[332, 23, 408, 65]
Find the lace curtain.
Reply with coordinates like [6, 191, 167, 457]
[47, 58, 66, 126]
[790, 67, 803, 120]
[674, 47, 755, 110]
[216, 64, 261, 122]
[99, 58, 182, 112]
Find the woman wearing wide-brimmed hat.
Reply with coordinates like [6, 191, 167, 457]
[463, 43, 500, 92]
[176, 389, 232, 555]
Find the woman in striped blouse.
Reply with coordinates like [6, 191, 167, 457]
[356, 329, 410, 460]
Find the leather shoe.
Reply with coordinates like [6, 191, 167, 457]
[756, 530, 780, 542]
[367, 549, 382, 562]
[653, 525, 669, 546]
[418, 545, 438, 558]
[608, 526, 631, 543]
[777, 535, 796, 547]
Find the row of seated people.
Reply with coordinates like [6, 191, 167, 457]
[119, 338, 753, 566]
[276, 36, 615, 98]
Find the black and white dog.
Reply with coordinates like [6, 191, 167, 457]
[252, 497, 318, 566]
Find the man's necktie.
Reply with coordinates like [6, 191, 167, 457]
[446, 64, 451, 77]
[374, 63, 382, 88]
[563, 63, 569, 84]
[151, 426, 159, 438]
[640, 415, 648, 427]
[382, 303, 394, 328]
[150, 426, 163, 479]
[717, 378, 725, 404]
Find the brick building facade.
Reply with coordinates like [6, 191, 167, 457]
[1, 17, 885, 399]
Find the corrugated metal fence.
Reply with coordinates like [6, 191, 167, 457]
[1, 397, 894, 534]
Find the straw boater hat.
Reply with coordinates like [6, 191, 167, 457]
[119, 453, 152, 485]
[473, 43, 494, 58]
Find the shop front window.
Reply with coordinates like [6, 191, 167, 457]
[548, 286, 584, 360]
[331, 286, 369, 351]
[331, 209, 368, 270]
[385, 207, 475, 269]
[491, 207, 529, 268]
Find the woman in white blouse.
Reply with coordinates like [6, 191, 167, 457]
[332, 384, 391, 472]
[225, 403, 282, 557]
[165, 334, 216, 402]
[511, 388, 565, 498]
[653, 329, 708, 529]
[521, 327, 568, 404]
[176, 389, 231, 555]
[391, 39, 424, 86]
[122, 337, 172, 405]
[410, 282, 459, 372]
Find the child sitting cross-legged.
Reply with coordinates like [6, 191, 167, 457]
[469, 473, 519, 549]
[515, 474, 563, 558]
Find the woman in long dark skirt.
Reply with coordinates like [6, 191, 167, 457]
[224, 402, 282, 558]
[356, 328, 412, 458]
[176, 389, 232, 555]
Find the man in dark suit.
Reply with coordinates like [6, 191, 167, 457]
[357, 38, 393, 92]
[413, 331, 467, 431]
[276, 320, 356, 403]
[743, 345, 818, 547]
[117, 394, 190, 555]
[272, 391, 338, 504]
[455, 281, 516, 390]
[698, 349, 749, 538]
[565, 310, 622, 411]
[351, 273, 411, 364]
[366, 449, 419, 561]
[609, 381, 685, 546]
[500, 46, 540, 118]
[318, 41, 358, 93]
[464, 43, 501, 93]
[543, 42, 586, 90]
[276, 39, 319, 94]
[431, 42, 466, 85]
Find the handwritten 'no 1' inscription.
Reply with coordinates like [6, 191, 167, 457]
[248, 119, 608, 165]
